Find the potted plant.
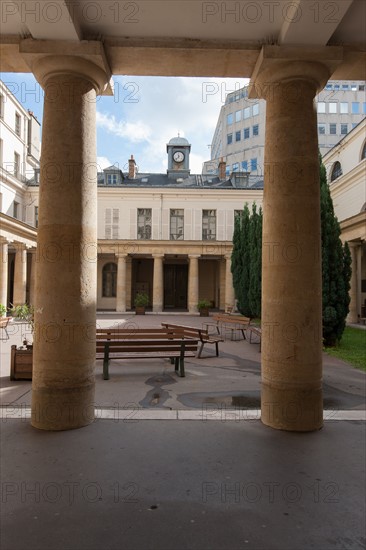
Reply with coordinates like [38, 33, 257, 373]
[0, 304, 7, 317]
[134, 292, 149, 315]
[9, 304, 35, 380]
[197, 299, 211, 317]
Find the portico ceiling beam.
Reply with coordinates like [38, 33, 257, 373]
[0, 35, 365, 80]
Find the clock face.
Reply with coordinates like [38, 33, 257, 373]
[173, 151, 185, 163]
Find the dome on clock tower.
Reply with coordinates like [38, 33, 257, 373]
[168, 136, 190, 147]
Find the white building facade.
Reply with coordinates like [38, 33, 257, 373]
[323, 119, 366, 323]
[0, 80, 40, 307]
[203, 81, 366, 177]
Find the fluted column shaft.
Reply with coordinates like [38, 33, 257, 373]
[152, 255, 164, 312]
[13, 244, 27, 305]
[0, 240, 9, 308]
[116, 254, 127, 312]
[188, 255, 200, 313]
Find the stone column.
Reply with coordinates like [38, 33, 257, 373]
[152, 254, 164, 312]
[0, 239, 9, 308]
[13, 243, 27, 305]
[188, 255, 200, 313]
[29, 248, 37, 307]
[27, 52, 110, 430]
[250, 48, 340, 431]
[225, 254, 235, 312]
[347, 243, 358, 323]
[116, 254, 127, 312]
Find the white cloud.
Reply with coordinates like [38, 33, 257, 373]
[96, 111, 152, 142]
[97, 156, 113, 169]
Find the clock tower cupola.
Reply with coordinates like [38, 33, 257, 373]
[167, 135, 191, 179]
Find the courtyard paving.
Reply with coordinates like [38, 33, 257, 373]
[0, 313, 365, 550]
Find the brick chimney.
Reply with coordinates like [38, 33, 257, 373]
[128, 155, 137, 179]
[218, 157, 226, 180]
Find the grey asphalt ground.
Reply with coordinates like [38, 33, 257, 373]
[1, 313, 365, 550]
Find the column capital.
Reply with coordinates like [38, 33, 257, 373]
[20, 39, 113, 96]
[116, 253, 128, 260]
[152, 254, 164, 259]
[249, 45, 343, 99]
[188, 254, 201, 260]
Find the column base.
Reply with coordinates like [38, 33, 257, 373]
[261, 381, 323, 432]
[31, 384, 95, 431]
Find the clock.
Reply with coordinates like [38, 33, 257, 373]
[173, 151, 185, 163]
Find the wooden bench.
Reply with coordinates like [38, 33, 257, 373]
[205, 314, 252, 340]
[96, 328, 198, 379]
[248, 326, 262, 351]
[161, 322, 224, 358]
[0, 317, 12, 341]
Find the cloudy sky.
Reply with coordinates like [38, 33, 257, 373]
[1, 72, 248, 174]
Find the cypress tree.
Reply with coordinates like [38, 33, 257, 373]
[248, 203, 262, 318]
[231, 203, 251, 315]
[320, 153, 352, 346]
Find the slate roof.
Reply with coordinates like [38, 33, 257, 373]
[97, 172, 263, 189]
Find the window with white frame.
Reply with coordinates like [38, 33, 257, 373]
[235, 110, 241, 122]
[227, 133, 233, 145]
[170, 209, 184, 240]
[105, 208, 119, 239]
[243, 107, 251, 119]
[14, 152, 20, 178]
[244, 128, 250, 139]
[202, 210, 216, 240]
[340, 124, 348, 135]
[227, 113, 233, 125]
[107, 173, 118, 185]
[328, 102, 337, 114]
[252, 103, 259, 116]
[137, 208, 152, 240]
[317, 102, 326, 113]
[340, 102, 348, 114]
[352, 102, 360, 114]
[318, 124, 326, 135]
[252, 124, 259, 136]
[329, 123, 337, 135]
[15, 113, 21, 136]
[330, 161, 342, 182]
[235, 130, 241, 142]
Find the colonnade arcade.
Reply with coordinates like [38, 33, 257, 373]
[97, 246, 235, 313]
[3, 40, 351, 433]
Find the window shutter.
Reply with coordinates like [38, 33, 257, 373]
[105, 208, 111, 239]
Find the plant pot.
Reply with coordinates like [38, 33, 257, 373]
[10, 345, 33, 380]
[135, 306, 146, 315]
[199, 308, 209, 317]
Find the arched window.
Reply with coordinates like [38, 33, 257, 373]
[102, 263, 117, 297]
[330, 161, 343, 182]
[361, 141, 366, 161]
